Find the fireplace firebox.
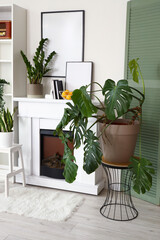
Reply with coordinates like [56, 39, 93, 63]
[40, 129, 73, 179]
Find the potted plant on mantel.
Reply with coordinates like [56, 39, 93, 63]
[55, 58, 155, 195]
[20, 38, 56, 98]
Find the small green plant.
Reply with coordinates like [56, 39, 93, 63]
[0, 108, 17, 132]
[20, 38, 56, 84]
[0, 79, 9, 112]
[55, 58, 155, 195]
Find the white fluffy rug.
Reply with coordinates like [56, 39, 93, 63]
[0, 185, 84, 222]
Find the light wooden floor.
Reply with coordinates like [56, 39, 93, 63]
[0, 184, 159, 240]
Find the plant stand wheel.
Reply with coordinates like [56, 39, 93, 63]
[100, 160, 138, 221]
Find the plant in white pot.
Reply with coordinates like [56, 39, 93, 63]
[0, 108, 16, 148]
[55, 58, 155, 195]
[20, 38, 56, 98]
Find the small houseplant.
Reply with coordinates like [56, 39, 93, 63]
[0, 108, 16, 147]
[20, 38, 56, 98]
[0, 78, 16, 147]
[55, 58, 154, 195]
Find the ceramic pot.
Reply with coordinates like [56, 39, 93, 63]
[27, 84, 43, 98]
[0, 132, 13, 148]
[99, 119, 140, 164]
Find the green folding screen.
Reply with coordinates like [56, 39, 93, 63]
[124, 0, 160, 205]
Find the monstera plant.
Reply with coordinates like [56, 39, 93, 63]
[55, 58, 154, 195]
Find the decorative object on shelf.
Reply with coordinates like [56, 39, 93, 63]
[0, 79, 9, 112]
[20, 38, 56, 98]
[55, 58, 155, 195]
[41, 10, 84, 77]
[45, 94, 53, 99]
[52, 79, 63, 99]
[0, 107, 16, 147]
[0, 20, 11, 39]
[66, 61, 93, 91]
[61, 90, 73, 100]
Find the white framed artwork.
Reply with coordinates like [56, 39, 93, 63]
[65, 61, 93, 91]
[41, 10, 84, 78]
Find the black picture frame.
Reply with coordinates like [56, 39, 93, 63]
[41, 10, 85, 78]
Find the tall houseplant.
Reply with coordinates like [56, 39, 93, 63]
[55, 58, 154, 195]
[20, 38, 56, 98]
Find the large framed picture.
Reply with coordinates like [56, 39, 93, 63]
[65, 61, 93, 91]
[41, 10, 84, 78]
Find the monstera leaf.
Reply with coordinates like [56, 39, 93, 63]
[129, 58, 140, 83]
[59, 133, 78, 183]
[102, 79, 133, 120]
[72, 86, 97, 117]
[129, 156, 155, 194]
[63, 156, 78, 183]
[83, 130, 102, 174]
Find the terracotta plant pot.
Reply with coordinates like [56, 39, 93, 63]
[27, 84, 43, 98]
[99, 119, 140, 164]
[0, 132, 13, 147]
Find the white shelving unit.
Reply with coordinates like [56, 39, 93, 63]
[0, 4, 27, 164]
[0, 4, 27, 112]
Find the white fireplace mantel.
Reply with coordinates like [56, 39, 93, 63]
[13, 97, 105, 195]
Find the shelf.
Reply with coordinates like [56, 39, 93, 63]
[0, 60, 12, 63]
[0, 5, 12, 12]
[4, 93, 12, 97]
[0, 39, 12, 43]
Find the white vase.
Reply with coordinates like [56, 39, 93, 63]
[0, 132, 13, 148]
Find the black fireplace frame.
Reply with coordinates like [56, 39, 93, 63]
[40, 129, 72, 179]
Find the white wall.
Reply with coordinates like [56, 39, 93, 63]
[0, 0, 128, 95]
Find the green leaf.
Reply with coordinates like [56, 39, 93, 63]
[72, 86, 97, 117]
[0, 79, 9, 85]
[0, 79, 9, 112]
[129, 58, 140, 83]
[0, 108, 15, 132]
[44, 51, 56, 70]
[60, 134, 78, 183]
[55, 108, 71, 135]
[63, 158, 78, 183]
[0, 114, 6, 132]
[20, 50, 33, 83]
[83, 130, 102, 174]
[102, 79, 132, 120]
[129, 156, 155, 195]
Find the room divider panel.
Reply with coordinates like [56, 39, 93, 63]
[124, 0, 160, 205]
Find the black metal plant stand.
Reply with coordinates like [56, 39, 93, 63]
[100, 161, 138, 221]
